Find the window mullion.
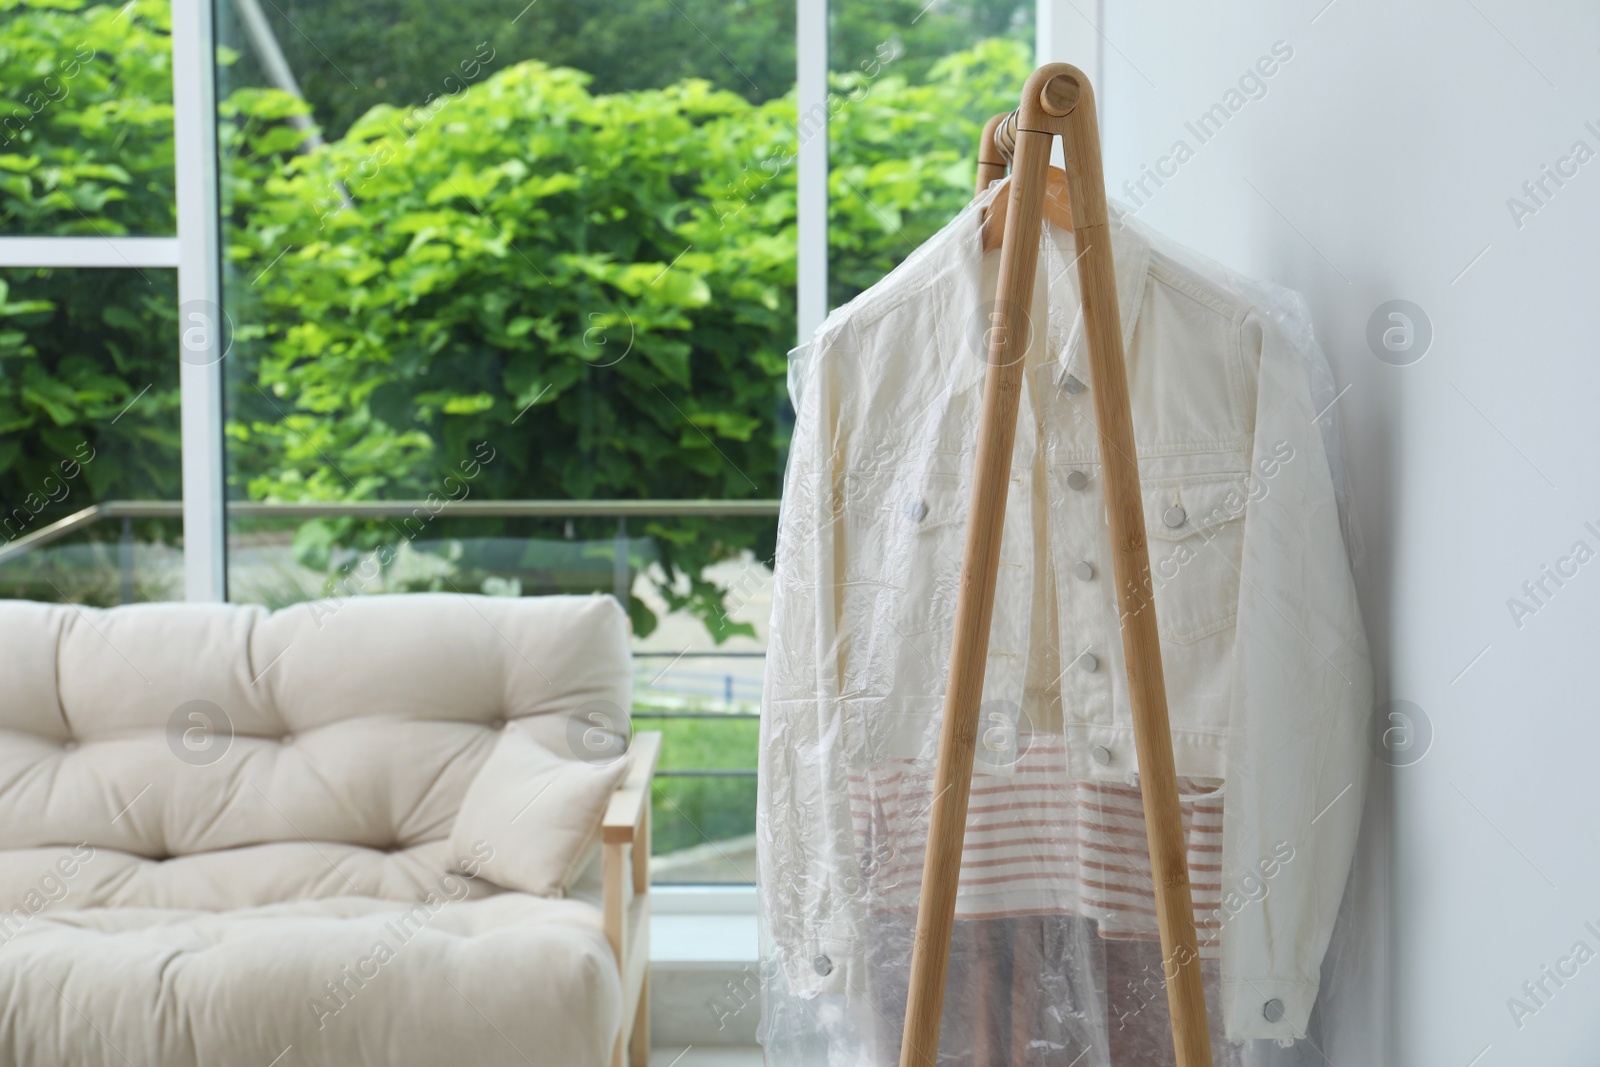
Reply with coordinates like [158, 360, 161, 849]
[796, 0, 828, 344]
[171, 0, 228, 602]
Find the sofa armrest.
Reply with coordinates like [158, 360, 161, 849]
[603, 731, 661, 848]
[602, 731, 659, 1067]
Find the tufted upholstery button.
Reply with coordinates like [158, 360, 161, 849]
[1066, 469, 1090, 491]
[280, 734, 294, 745]
[490, 717, 506, 730]
[61, 739, 77, 753]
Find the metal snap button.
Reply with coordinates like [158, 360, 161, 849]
[1091, 745, 1112, 766]
[812, 954, 833, 977]
[1078, 651, 1098, 673]
[1073, 560, 1094, 581]
[1163, 505, 1187, 528]
[1066, 470, 1090, 491]
[1061, 373, 1086, 395]
[906, 498, 929, 523]
[1262, 998, 1286, 1023]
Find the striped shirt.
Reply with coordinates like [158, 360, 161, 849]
[847, 739, 1224, 957]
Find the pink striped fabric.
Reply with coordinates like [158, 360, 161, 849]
[847, 740, 1224, 957]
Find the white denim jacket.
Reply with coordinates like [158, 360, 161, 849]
[757, 194, 1372, 1045]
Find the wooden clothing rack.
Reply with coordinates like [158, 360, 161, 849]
[897, 64, 1214, 1067]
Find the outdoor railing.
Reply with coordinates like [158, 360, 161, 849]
[0, 498, 780, 565]
[0, 498, 777, 802]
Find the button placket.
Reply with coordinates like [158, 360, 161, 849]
[985, 445, 1034, 743]
[1093, 499, 1126, 775]
[1056, 457, 1117, 779]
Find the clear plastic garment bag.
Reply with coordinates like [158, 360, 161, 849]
[756, 183, 1376, 1067]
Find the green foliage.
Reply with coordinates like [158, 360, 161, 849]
[220, 0, 1031, 137]
[0, 0, 175, 235]
[826, 38, 1029, 306]
[0, 268, 178, 517]
[222, 65, 801, 635]
[0, 0, 1033, 636]
[221, 36, 1028, 635]
[0, 1, 181, 549]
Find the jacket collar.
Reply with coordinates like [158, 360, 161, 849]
[1042, 199, 1151, 390]
[791, 193, 1154, 406]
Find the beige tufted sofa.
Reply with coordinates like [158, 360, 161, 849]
[0, 592, 657, 1067]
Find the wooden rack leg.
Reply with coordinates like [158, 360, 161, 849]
[1053, 67, 1213, 1067]
[897, 65, 1214, 1067]
[897, 74, 1056, 1067]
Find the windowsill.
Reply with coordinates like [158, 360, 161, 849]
[650, 885, 758, 968]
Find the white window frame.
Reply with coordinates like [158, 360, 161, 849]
[0, 237, 179, 268]
[796, 0, 828, 344]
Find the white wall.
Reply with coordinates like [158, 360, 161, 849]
[1058, 1, 1600, 1062]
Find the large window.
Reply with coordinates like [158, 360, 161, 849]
[2, 0, 1045, 885]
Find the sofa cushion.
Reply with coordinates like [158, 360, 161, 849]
[450, 725, 629, 896]
[0, 893, 622, 1067]
[0, 594, 631, 907]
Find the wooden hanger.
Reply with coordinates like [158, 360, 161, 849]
[979, 166, 1073, 252]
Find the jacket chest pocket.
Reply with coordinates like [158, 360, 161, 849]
[1143, 476, 1248, 644]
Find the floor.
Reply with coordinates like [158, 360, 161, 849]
[649, 1049, 762, 1067]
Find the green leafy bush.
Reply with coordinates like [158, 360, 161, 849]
[0, 1, 179, 553]
[222, 38, 1029, 634]
[220, 0, 1030, 137]
[0, 0, 175, 236]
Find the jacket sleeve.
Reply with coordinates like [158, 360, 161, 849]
[756, 323, 862, 1000]
[1219, 309, 1373, 1042]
